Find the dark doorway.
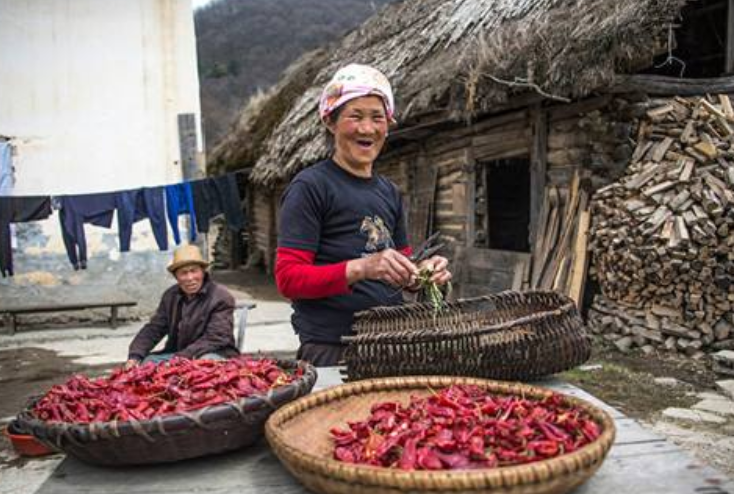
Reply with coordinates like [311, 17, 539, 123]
[643, 0, 729, 78]
[484, 158, 530, 252]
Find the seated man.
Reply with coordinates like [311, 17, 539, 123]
[125, 244, 239, 368]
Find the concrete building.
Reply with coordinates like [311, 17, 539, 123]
[0, 0, 205, 318]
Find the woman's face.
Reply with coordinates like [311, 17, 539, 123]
[328, 96, 389, 172]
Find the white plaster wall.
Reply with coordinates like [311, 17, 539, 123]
[0, 0, 203, 195]
[0, 0, 203, 301]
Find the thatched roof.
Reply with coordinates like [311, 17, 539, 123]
[210, 0, 688, 185]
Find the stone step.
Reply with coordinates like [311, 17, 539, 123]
[716, 380, 734, 400]
[692, 399, 734, 417]
[661, 407, 727, 425]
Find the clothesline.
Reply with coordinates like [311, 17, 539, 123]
[0, 169, 251, 278]
[0, 167, 252, 199]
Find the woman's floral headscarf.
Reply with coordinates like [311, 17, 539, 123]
[318, 64, 395, 124]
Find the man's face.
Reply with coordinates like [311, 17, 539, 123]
[174, 264, 205, 296]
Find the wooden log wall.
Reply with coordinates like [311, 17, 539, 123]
[547, 97, 634, 188]
[246, 183, 286, 274]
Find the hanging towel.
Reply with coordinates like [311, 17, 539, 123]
[59, 193, 116, 270]
[0, 142, 13, 195]
[116, 187, 168, 252]
[0, 196, 52, 277]
[165, 182, 197, 245]
[191, 173, 245, 234]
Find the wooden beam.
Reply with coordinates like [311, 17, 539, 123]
[728, 0, 734, 74]
[464, 148, 477, 248]
[609, 74, 734, 95]
[178, 113, 201, 180]
[529, 105, 548, 246]
[480, 160, 489, 248]
[569, 210, 591, 307]
[547, 95, 611, 122]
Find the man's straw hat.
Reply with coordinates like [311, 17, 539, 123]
[167, 244, 209, 274]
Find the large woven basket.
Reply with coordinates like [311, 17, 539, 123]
[344, 290, 590, 381]
[16, 359, 317, 466]
[266, 376, 615, 494]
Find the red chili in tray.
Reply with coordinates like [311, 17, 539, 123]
[32, 357, 301, 424]
[331, 385, 602, 470]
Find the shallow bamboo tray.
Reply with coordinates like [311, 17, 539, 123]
[266, 376, 615, 494]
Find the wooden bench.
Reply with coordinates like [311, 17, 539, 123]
[0, 299, 138, 335]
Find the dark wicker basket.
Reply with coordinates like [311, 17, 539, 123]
[16, 359, 317, 466]
[344, 290, 590, 381]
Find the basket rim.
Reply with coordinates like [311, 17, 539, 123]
[352, 290, 573, 321]
[348, 291, 578, 344]
[18, 358, 317, 443]
[265, 375, 616, 491]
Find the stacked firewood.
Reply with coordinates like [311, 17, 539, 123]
[588, 94, 734, 355]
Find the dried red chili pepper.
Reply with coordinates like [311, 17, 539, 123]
[331, 385, 602, 471]
[32, 356, 300, 424]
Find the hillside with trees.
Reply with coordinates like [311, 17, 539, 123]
[195, 0, 397, 149]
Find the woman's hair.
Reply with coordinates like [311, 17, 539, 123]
[323, 105, 344, 152]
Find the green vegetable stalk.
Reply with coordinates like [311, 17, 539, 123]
[416, 268, 452, 317]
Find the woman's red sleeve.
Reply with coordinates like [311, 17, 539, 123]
[275, 245, 414, 300]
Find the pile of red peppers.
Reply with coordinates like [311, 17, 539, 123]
[32, 357, 300, 423]
[331, 385, 602, 470]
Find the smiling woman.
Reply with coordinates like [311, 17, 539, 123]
[274, 64, 452, 367]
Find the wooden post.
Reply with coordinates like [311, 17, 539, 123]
[6, 314, 16, 336]
[178, 113, 206, 253]
[110, 306, 119, 329]
[480, 159, 489, 248]
[728, 0, 734, 74]
[464, 149, 477, 247]
[178, 113, 200, 181]
[530, 105, 548, 246]
[569, 210, 591, 307]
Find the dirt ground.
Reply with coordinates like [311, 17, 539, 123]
[561, 342, 717, 419]
[210, 269, 285, 302]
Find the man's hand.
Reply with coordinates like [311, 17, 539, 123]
[418, 255, 452, 285]
[124, 359, 140, 370]
[346, 249, 418, 287]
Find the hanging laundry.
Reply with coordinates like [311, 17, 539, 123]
[0, 196, 52, 277]
[165, 182, 197, 245]
[0, 142, 13, 195]
[116, 187, 168, 252]
[190, 173, 245, 234]
[59, 193, 116, 270]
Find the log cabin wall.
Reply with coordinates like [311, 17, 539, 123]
[547, 97, 636, 189]
[397, 97, 636, 296]
[249, 183, 281, 273]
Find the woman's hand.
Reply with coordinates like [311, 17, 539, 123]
[418, 255, 452, 285]
[124, 359, 140, 370]
[346, 249, 418, 287]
